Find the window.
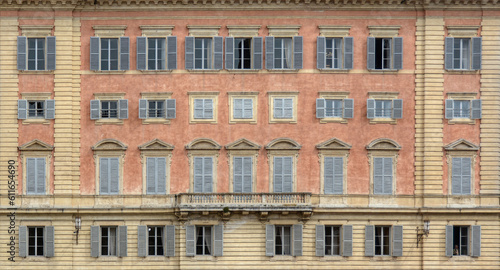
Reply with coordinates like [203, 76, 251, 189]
[323, 157, 344, 194]
[196, 226, 212, 255]
[19, 226, 54, 258]
[317, 138, 351, 195]
[148, 226, 164, 256]
[186, 138, 221, 193]
[266, 138, 301, 193]
[18, 94, 55, 122]
[28, 227, 44, 256]
[146, 157, 167, 194]
[373, 157, 393, 195]
[186, 225, 223, 257]
[367, 92, 403, 123]
[445, 225, 481, 257]
[444, 139, 479, 196]
[367, 35, 403, 70]
[100, 38, 119, 71]
[90, 34, 129, 71]
[101, 226, 117, 256]
[233, 156, 253, 193]
[90, 93, 128, 124]
[265, 224, 302, 257]
[374, 226, 391, 256]
[445, 37, 482, 70]
[273, 156, 293, 193]
[315, 225, 352, 257]
[99, 157, 120, 195]
[325, 226, 340, 255]
[226, 138, 260, 193]
[367, 139, 401, 195]
[92, 139, 127, 195]
[228, 92, 258, 124]
[316, 97, 353, 122]
[233, 98, 253, 119]
[194, 99, 213, 119]
[139, 99, 176, 120]
[137, 26, 176, 71]
[148, 38, 165, 70]
[17, 36, 56, 71]
[445, 93, 482, 123]
[188, 92, 218, 123]
[139, 139, 173, 195]
[265, 36, 303, 70]
[19, 140, 53, 195]
[26, 157, 46, 195]
[275, 225, 292, 255]
[137, 225, 175, 257]
[268, 92, 298, 123]
[225, 37, 263, 70]
[451, 157, 472, 195]
[365, 225, 403, 257]
[101, 101, 118, 119]
[317, 37, 353, 70]
[193, 157, 213, 193]
[90, 225, 127, 257]
[185, 36, 223, 70]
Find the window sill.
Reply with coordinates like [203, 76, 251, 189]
[226, 69, 261, 73]
[449, 255, 475, 262]
[95, 119, 124, 125]
[22, 119, 51, 125]
[319, 117, 348, 124]
[189, 119, 217, 124]
[92, 70, 127, 74]
[269, 119, 297, 124]
[270, 255, 296, 261]
[445, 70, 479, 74]
[266, 69, 299, 73]
[96, 256, 120, 261]
[19, 70, 54, 74]
[23, 256, 50, 261]
[139, 70, 173, 74]
[229, 119, 257, 124]
[318, 69, 350, 74]
[367, 69, 400, 74]
[141, 118, 171, 125]
[369, 118, 397, 125]
[187, 69, 222, 73]
[370, 255, 395, 261]
[320, 255, 345, 261]
[447, 118, 476, 125]
[190, 255, 217, 261]
[142, 256, 171, 261]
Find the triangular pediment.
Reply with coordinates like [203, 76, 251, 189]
[265, 138, 301, 150]
[18, 139, 54, 151]
[186, 138, 221, 150]
[138, 139, 174, 151]
[92, 139, 127, 151]
[225, 138, 261, 150]
[316, 138, 352, 150]
[366, 138, 401, 151]
[444, 139, 479, 151]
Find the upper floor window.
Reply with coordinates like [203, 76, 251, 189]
[266, 138, 301, 193]
[19, 226, 54, 258]
[90, 93, 128, 124]
[18, 98, 55, 121]
[92, 139, 127, 195]
[185, 36, 223, 70]
[316, 93, 354, 122]
[17, 35, 56, 71]
[317, 37, 353, 70]
[445, 93, 481, 123]
[444, 139, 479, 196]
[186, 138, 221, 193]
[367, 92, 403, 124]
[265, 36, 303, 70]
[366, 26, 403, 70]
[367, 139, 401, 195]
[445, 37, 482, 71]
[268, 92, 298, 124]
[19, 139, 53, 196]
[224, 37, 263, 70]
[137, 26, 176, 71]
[90, 35, 129, 71]
[188, 92, 219, 124]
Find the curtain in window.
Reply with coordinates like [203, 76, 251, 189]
[285, 39, 293, 68]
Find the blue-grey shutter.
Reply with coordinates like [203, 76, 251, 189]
[46, 36, 56, 71]
[45, 99, 55, 119]
[461, 157, 472, 194]
[205, 99, 213, 119]
[36, 158, 46, 194]
[243, 157, 252, 192]
[18, 99, 28, 119]
[333, 157, 343, 194]
[373, 157, 383, 194]
[157, 157, 166, 194]
[90, 225, 100, 257]
[293, 224, 303, 256]
[273, 98, 282, 119]
[185, 225, 195, 256]
[165, 225, 175, 257]
[471, 99, 482, 119]
[471, 225, 481, 257]
[185, 36, 195, 70]
[109, 157, 119, 194]
[44, 226, 55, 257]
[19, 226, 27, 257]
[136, 36, 147, 70]
[213, 224, 223, 257]
[194, 99, 203, 119]
[166, 99, 176, 119]
[445, 37, 454, 70]
[445, 99, 454, 119]
[146, 157, 156, 194]
[451, 157, 462, 194]
[100, 158, 109, 194]
[265, 224, 275, 256]
[233, 157, 243, 192]
[118, 226, 127, 257]
[392, 225, 403, 257]
[118, 99, 128, 119]
[383, 157, 393, 194]
[243, 98, 253, 119]
[324, 157, 334, 194]
[471, 37, 482, 70]
[343, 98, 354, 119]
[253, 37, 263, 69]
[367, 37, 375, 70]
[392, 37, 403, 70]
[213, 36, 223, 70]
[283, 157, 293, 192]
[367, 99, 375, 119]
[138, 99, 147, 119]
[316, 98, 325, 119]
[343, 225, 353, 257]
[119, 37, 130, 70]
[167, 36, 177, 70]
[90, 100, 100, 120]
[27, 158, 36, 194]
[315, 225, 325, 256]
[317, 36, 326, 69]
[445, 225, 453, 257]
[17, 36, 27, 70]
[293, 36, 303, 69]
[365, 225, 375, 256]
[284, 98, 293, 119]
[137, 225, 147, 257]
[344, 37, 354, 70]
[90, 37, 100, 71]
[194, 157, 203, 192]
[392, 99, 403, 119]
[225, 37, 234, 70]
[265, 36, 274, 69]
[274, 157, 283, 192]
[233, 99, 243, 119]
[204, 157, 213, 192]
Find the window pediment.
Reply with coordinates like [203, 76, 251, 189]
[366, 138, 401, 151]
[92, 139, 127, 151]
[265, 138, 301, 150]
[186, 138, 221, 150]
[444, 139, 479, 151]
[316, 138, 352, 150]
[138, 139, 174, 151]
[18, 139, 54, 152]
[225, 138, 261, 150]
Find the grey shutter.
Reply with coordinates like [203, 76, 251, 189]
[146, 157, 156, 194]
[45, 99, 55, 119]
[138, 99, 147, 119]
[19, 226, 27, 257]
[365, 225, 375, 256]
[471, 225, 481, 257]
[225, 37, 234, 70]
[46, 36, 56, 71]
[344, 37, 354, 70]
[284, 98, 293, 119]
[118, 99, 128, 119]
[392, 37, 403, 70]
[317, 36, 326, 69]
[27, 158, 36, 194]
[392, 225, 403, 257]
[253, 37, 263, 69]
[157, 157, 166, 194]
[445, 225, 453, 257]
[45, 226, 55, 258]
[445, 99, 454, 119]
[471, 99, 482, 119]
[243, 156, 252, 192]
[274, 157, 283, 192]
[461, 157, 472, 194]
[137, 225, 147, 257]
[204, 157, 213, 192]
[90, 37, 100, 71]
[343, 98, 354, 119]
[367, 37, 375, 70]
[293, 36, 303, 69]
[109, 158, 119, 194]
[90, 100, 100, 120]
[118, 226, 127, 257]
[17, 36, 27, 70]
[18, 99, 28, 119]
[367, 99, 375, 119]
[185, 225, 195, 256]
[165, 225, 175, 257]
[333, 157, 343, 194]
[243, 98, 253, 119]
[166, 99, 176, 119]
[213, 36, 223, 70]
[194, 157, 203, 192]
[36, 158, 46, 194]
[383, 157, 393, 194]
[316, 98, 325, 119]
[445, 37, 454, 70]
[265, 36, 274, 70]
[185, 36, 195, 70]
[90, 225, 100, 257]
[451, 157, 462, 194]
[233, 157, 243, 192]
[119, 37, 130, 70]
[283, 157, 293, 193]
[136, 36, 147, 70]
[167, 36, 177, 70]
[100, 158, 109, 194]
[213, 224, 223, 257]
[392, 99, 403, 119]
[343, 225, 353, 257]
[471, 37, 482, 70]
[315, 225, 325, 256]
[324, 157, 334, 194]
[293, 224, 303, 256]
[205, 99, 213, 119]
[265, 224, 275, 256]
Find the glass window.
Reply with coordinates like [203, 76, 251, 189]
[374, 100, 392, 118]
[374, 226, 390, 256]
[101, 101, 118, 119]
[148, 100, 165, 118]
[324, 99, 343, 118]
[375, 38, 391, 70]
[275, 225, 292, 255]
[453, 100, 470, 118]
[325, 226, 341, 256]
[325, 38, 342, 69]
[100, 38, 119, 71]
[194, 38, 212, 69]
[453, 226, 469, 256]
[27, 38, 45, 71]
[274, 38, 293, 69]
[453, 38, 470, 70]
[28, 101, 44, 118]
[28, 227, 44, 256]
[148, 226, 164, 256]
[234, 38, 252, 69]
[148, 38, 166, 70]
[196, 226, 212, 255]
[101, 226, 117, 256]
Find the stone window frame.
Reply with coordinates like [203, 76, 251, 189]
[92, 93, 127, 125]
[446, 92, 480, 125]
[18, 25, 55, 73]
[367, 26, 402, 72]
[19, 139, 54, 196]
[366, 138, 401, 195]
[265, 138, 301, 193]
[445, 26, 481, 72]
[317, 92, 351, 124]
[140, 92, 174, 125]
[225, 138, 261, 193]
[227, 92, 259, 124]
[186, 138, 221, 193]
[444, 139, 479, 196]
[91, 25, 128, 73]
[139, 139, 174, 195]
[188, 92, 219, 124]
[138, 25, 175, 73]
[20, 92, 53, 125]
[92, 139, 128, 195]
[316, 138, 351, 195]
[367, 92, 400, 124]
[268, 91, 299, 124]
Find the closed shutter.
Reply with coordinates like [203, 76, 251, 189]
[461, 157, 472, 194]
[185, 225, 195, 256]
[284, 98, 293, 119]
[157, 157, 167, 194]
[194, 99, 203, 119]
[392, 37, 403, 70]
[316, 36, 326, 69]
[451, 157, 462, 195]
[392, 225, 403, 257]
[324, 157, 334, 194]
[445, 225, 453, 257]
[118, 99, 128, 119]
[36, 158, 46, 194]
[225, 37, 234, 69]
[17, 36, 27, 70]
[471, 37, 482, 70]
[205, 99, 213, 119]
[213, 225, 223, 257]
[90, 225, 100, 257]
[109, 157, 119, 194]
[471, 99, 482, 119]
[233, 157, 243, 192]
[265, 224, 275, 256]
[44, 226, 55, 258]
[315, 225, 325, 256]
[193, 157, 203, 192]
[343, 37, 354, 70]
[333, 157, 343, 194]
[445, 99, 454, 119]
[367, 99, 375, 119]
[119, 37, 130, 70]
[167, 36, 177, 70]
[445, 37, 454, 70]
[166, 99, 176, 119]
[185, 36, 195, 70]
[365, 225, 375, 256]
[146, 157, 157, 194]
[90, 100, 100, 120]
[90, 37, 100, 70]
[100, 158, 109, 194]
[253, 37, 263, 69]
[46, 36, 56, 71]
[283, 157, 293, 192]
[203, 157, 213, 192]
[383, 157, 393, 194]
[367, 37, 375, 70]
[343, 225, 353, 257]
[45, 99, 55, 119]
[274, 98, 282, 119]
[137, 225, 147, 257]
[18, 99, 28, 119]
[243, 157, 252, 192]
[293, 36, 303, 69]
[19, 226, 27, 257]
[343, 98, 354, 119]
[234, 99, 243, 119]
[136, 36, 147, 70]
[213, 36, 223, 70]
[243, 98, 253, 119]
[373, 157, 383, 194]
[165, 225, 175, 257]
[27, 158, 36, 194]
[265, 36, 275, 69]
[138, 99, 147, 119]
[471, 225, 481, 257]
[118, 226, 127, 257]
[316, 98, 325, 118]
[392, 99, 403, 119]
[293, 224, 303, 256]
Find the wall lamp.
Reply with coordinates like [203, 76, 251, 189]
[416, 220, 430, 247]
[74, 217, 82, 245]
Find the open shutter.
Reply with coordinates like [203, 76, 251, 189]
[213, 36, 223, 70]
[265, 36, 274, 70]
[317, 36, 326, 69]
[90, 226, 100, 257]
[119, 37, 130, 70]
[344, 37, 354, 70]
[365, 225, 375, 256]
[109, 158, 119, 194]
[137, 225, 147, 257]
[315, 225, 325, 256]
[451, 158, 462, 194]
[445, 99, 454, 119]
[343, 98, 354, 119]
[185, 36, 195, 70]
[316, 98, 325, 118]
[324, 157, 334, 194]
[18, 99, 28, 119]
[333, 157, 343, 194]
[213, 225, 224, 257]
[46, 36, 56, 71]
[118, 99, 128, 119]
[19, 226, 27, 257]
[118, 226, 127, 257]
[138, 99, 147, 119]
[293, 224, 303, 256]
[185, 225, 195, 256]
[27, 158, 36, 194]
[45, 99, 55, 119]
[392, 225, 403, 257]
[392, 99, 403, 119]
[136, 36, 147, 70]
[471, 225, 481, 257]
[17, 36, 27, 70]
[167, 36, 177, 70]
[166, 99, 176, 119]
[445, 225, 453, 257]
[90, 100, 100, 120]
[445, 37, 454, 70]
[165, 225, 175, 257]
[471, 37, 482, 70]
[343, 225, 353, 257]
[225, 37, 234, 70]
[392, 37, 403, 70]
[367, 37, 375, 70]
[367, 99, 375, 119]
[44, 226, 55, 258]
[90, 37, 100, 71]
[471, 99, 482, 119]
[36, 158, 46, 194]
[293, 36, 303, 69]
[253, 37, 263, 69]
[265, 224, 275, 256]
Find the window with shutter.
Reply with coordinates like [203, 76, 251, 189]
[190, 37, 223, 70]
[28, 227, 45, 256]
[99, 157, 120, 195]
[268, 92, 298, 124]
[233, 156, 253, 193]
[373, 157, 393, 195]
[451, 157, 472, 195]
[146, 157, 166, 194]
[317, 37, 354, 70]
[193, 157, 213, 193]
[273, 156, 293, 193]
[367, 37, 403, 70]
[445, 94, 482, 123]
[374, 226, 391, 256]
[148, 226, 164, 256]
[452, 226, 470, 256]
[101, 226, 118, 256]
[324, 157, 344, 194]
[18, 37, 56, 71]
[228, 93, 258, 124]
[26, 157, 46, 195]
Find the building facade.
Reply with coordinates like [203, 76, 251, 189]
[0, 1, 499, 269]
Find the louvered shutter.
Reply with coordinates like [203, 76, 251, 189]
[233, 157, 243, 193]
[19, 226, 27, 257]
[392, 99, 403, 119]
[471, 37, 482, 70]
[138, 99, 147, 119]
[383, 157, 393, 194]
[18, 36, 27, 70]
[242, 157, 252, 192]
[284, 98, 293, 119]
[392, 225, 403, 257]
[193, 157, 203, 192]
[471, 225, 481, 257]
[343, 98, 354, 119]
[316, 98, 325, 118]
[283, 157, 293, 192]
[461, 157, 471, 194]
[185, 225, 195, 256]
[451, 157, 462, 194]
[274, 157, 283, 192]
[367, 37, 375, 70]
[213, 225, 223, 257]
[109, 157, 119, 194]
[265, 36, 274, 69]
[253, 37, 263, 69]
[100, 158, 110, 194]
[205, 99, 213, 119]
[44, 226, 55, 257]
[36, 158, 46, 194]
[90, 226, 100, 257]
[324, 157, 334, 194]
[166, 99, 176, 119]
[343, 225, 353, 257]
[119, 37, 130, 70]
[367, 99, 375, 119]
[185, 36, 195, 70]
[90, 100, 100, 120]
[165, 225, 175, 257]
[118, 99, 128, 119]
[445, 99, 454, 119]
[157, 157, 167, 194]
[315, 225, 325, 256]
[373, 158, 383, 194]
[445, 37, 454, 70]
[317, 36, 326, 69]
[213, 36, 223, 70]
[45, 99, 55, 119]
[343, 37, 354, 70]
[137, 225, 147, 257]
[118, 226, 127, 257]
[365, 225, 375, 256]
[146, 157, 157, 194]
[27, 158, 36, 194]
[293, 224, 303, 256]
[234, 99, 243, 119]
[392, 37, 403, 70]
[46, 36, 56, 71]
[243, 99, 253, 119]
[90, 37, 100, 70]
[225, 37, 234, 69]
[136, 36, 147, 70]
[471, 99, 482, 119]
[274, 98, 282, 119]
[333, 157, 343, 194]
[203, 157, 213, 192]
[445, 225, 453, 257]
[293, 36, 303, 69]
[265, 224, 275, 256]
[167, 36, 177, 70]
[18, 99, 28, 119]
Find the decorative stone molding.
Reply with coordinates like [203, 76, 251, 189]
[444, 139, 479, 152]
[368, 26, 401, 37]
[366, 138, 402, 151]
[447, 26, 480, 37]
[316, 137, 352, 151]
[267, 25, 301, 37]
[227, 25, 261, 37]
[366, 138, 400, 195]
[187, 25, 221, 37]
[20, 25, 53, 37]
[19, 139, 54, 153]
[318, 26, 351, 37]
[225, 138, 261, 192]
[139, 139, 174, 195]
[92, 25, 127, 37]
[140, 25, 175, 37]
[266, 138, 300, 192]
[444, 139, 479, 196]
[186, 138, 221, 193]
[226, 138, 261, 151]
[92, 139, 128, 152]
[266, 137, 301, 150]
[316, 138, 351, 194]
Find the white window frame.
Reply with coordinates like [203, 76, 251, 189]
[188, 92, 219, 124]
[148, 226, 165, 256]
[101, 226, 118, 256]
[268, 92, 298, 124]
[139, 92, 174, 125]
[445, 92, 480, 124]
[228, 92, 258, 124]
[374, 226, 391, 256]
